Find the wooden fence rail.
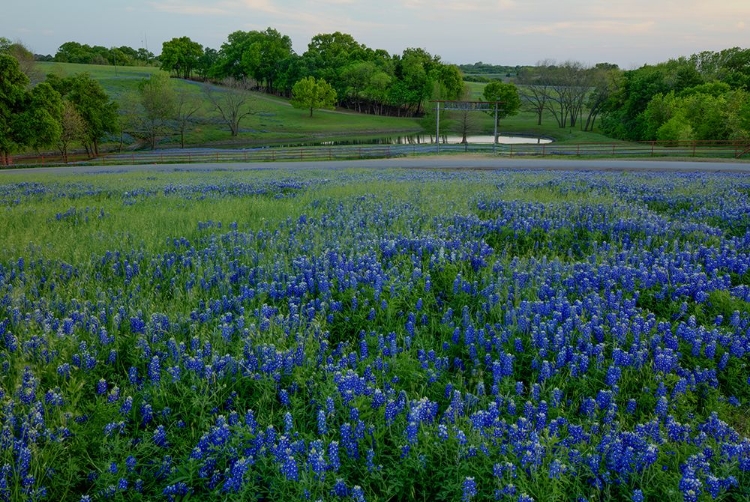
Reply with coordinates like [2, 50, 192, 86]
[5, 140, 749, 168]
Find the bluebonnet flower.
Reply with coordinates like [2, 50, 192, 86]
[462, 477, 477, 501]
[280, 453, 298, 481]
[351, 485, 366, 502]
[317, 409, 328, 435]
[328, 441, 340, 472]
[140, 403, 153, 425]
[154, 425, 168, 448]
[284, 412, 294, 434]
[96, 378, 108, 395]
[164, 481, 190, 500]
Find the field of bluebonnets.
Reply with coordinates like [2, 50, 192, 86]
[1, 166, 750, 502]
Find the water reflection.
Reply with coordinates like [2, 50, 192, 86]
[319, 134, 552, 146]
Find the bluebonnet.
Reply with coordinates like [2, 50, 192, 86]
[462, 477, 477, 501]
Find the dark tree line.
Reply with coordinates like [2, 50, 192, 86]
[158, 30, 466, 117]
[52, 41, 156, 66]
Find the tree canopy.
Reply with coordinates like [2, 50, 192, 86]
[291, 76, 337, 117]
[160, 37, 203, 79]
[0, 54, 62, 164]
[600, 49, 750, 141]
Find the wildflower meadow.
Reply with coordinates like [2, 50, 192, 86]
[1, 167, 749, 501]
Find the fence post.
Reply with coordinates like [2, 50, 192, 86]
[612, 144, 615, 156]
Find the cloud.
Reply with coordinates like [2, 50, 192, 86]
[151, 1, 230, 15]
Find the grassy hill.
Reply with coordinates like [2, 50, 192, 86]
[38, 62, 425, 149]
[37, 62, 615, 149]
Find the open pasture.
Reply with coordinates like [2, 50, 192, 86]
[1, 167, 750, 501]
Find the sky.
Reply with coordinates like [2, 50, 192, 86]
[3, 0, 749, 69]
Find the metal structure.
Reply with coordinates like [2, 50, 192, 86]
[431, 100, 503, 154]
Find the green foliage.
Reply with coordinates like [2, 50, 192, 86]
[240, 28, 294, 94]
[160, 36, 203, 79]
[59, 73, 119, 156]
[291, 76, 337, 117]
[482, 80, 522, 126]
[54, 41, 154, 66]
[0, 53, 30, 159]
[134, 73, 177, 149]
[0, 54, 62, 162]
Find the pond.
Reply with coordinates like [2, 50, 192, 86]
[318, 134, 553, 146]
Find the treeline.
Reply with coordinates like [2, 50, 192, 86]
[597, 48, 750, 142]
[51, 42, 157, 66]
[157, 30, 466, 117]
[458, 62, 525, 82]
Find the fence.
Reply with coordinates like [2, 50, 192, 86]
[5, 140, 749, 168]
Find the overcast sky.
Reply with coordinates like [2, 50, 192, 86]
[3, 0, 749, 68]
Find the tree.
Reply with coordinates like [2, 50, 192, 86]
[583, 64, 621, 132]
[517, 63, 553, 125]
[15, 82, 63, 151]
[0, 54, 62, 165]
[241, 28, 294, 94]
[393, 48, 440, 115]
[601, 58, 704, 141]
[0, 53, 31, 164]
[290, 76, 337, 117]
[449, 87, 481, 148]
[64, 73, 119, 157]
[302, 32, 366, 99]
[174, 87, 202, 148]
[197, 47, 219, 81]
[1, 40, 40, 82]
[137, 73, 177, 149]
[431, 64, 464, 101]
[482, 80, 521, 141]
[204, 77, 257, 136]
[341, 61, 375, 112]
[213, 31, 255, 81]
[160, 37, 203, 79]
[58, 100, 86, 163]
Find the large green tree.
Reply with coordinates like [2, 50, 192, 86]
[160, 37, 203, 79]
[62, 73, 119, 157]
[241, 28, 294, 94]
[0, 54, 62, 165]
[482, 80, 521, 141]
[0, 53, 31, 164]
[290, 76, 336, 117]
